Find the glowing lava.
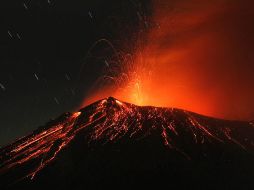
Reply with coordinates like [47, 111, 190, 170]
[0, 112, 81, 179]
[83, 0, 254, 120]
[1, 97, 254, 183]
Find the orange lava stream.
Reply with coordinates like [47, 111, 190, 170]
[0, 112, 81, 179]
[1, 98, 253, 181]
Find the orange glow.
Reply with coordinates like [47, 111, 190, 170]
[83, 0, 254, 120]
[1, 97, 253, 181]
[73, 111, 81, 118]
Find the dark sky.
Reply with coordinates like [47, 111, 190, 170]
[0, 0, 151, 146]
[1, 0, 254, 146]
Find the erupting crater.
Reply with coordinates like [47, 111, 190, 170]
[1, 97, 254, 188]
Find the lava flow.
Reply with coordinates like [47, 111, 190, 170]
[0, 111, 81, 180]
[1, 97, 254, 187]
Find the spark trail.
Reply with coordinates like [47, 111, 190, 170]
[1, 97, 254, 183]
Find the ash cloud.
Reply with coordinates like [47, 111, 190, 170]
[143, 0, 254, 120]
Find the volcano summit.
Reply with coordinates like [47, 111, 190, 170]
[1, 97, 254, 189]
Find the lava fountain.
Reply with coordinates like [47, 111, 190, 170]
[82, 0, 254, 120]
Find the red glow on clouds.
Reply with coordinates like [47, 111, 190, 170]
[83, 0, 254, 120]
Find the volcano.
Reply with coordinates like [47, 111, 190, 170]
[1, 97, 254, 189]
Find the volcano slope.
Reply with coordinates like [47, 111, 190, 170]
[1, 97, 254, 189]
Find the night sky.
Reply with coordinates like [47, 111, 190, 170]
[0, 0, 151, 146]
[1, 0, 254, 146]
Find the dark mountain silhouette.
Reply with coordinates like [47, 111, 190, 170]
[1, 97, 254, 189]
